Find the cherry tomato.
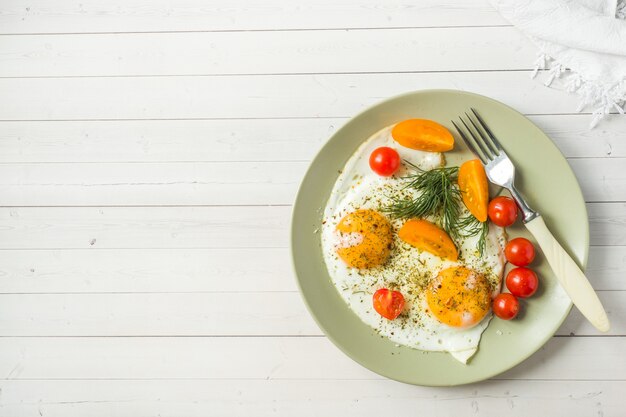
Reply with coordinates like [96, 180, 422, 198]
[372, 288, 405, 320]
[505, 237, 536, 266]
[506, 267, 539, 298]
[369, 147, 400, 177]
[488, 196, 518, 227]
[492, 293, 520, 320]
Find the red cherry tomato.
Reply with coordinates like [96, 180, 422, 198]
[488, 196, 518, 227]
[506, 267, 539, 298]
[369, 147, 400, 177]
[373, 288, 405, 320]
[505, 237, 536, 266]
[492, 293, 520, 320]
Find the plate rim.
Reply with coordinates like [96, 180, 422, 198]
[290, 89, 588, 386]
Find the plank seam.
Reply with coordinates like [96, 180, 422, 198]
[0, 25, 514, 37]
[0, 112, 621, 122]
[0, 69, 539, 79]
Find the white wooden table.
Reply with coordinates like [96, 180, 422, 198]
[0, 1, 624, 415]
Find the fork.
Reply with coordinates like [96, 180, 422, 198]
[452, 109, 610, 332]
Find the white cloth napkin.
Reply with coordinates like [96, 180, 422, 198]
[491, 0, 626, 127]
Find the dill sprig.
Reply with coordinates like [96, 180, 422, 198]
[455, 215, 489, 256]
[383, 161, 489, 255]
[382, 161, 461, 235]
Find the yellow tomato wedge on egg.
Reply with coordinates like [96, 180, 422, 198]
[391, 119, 454, 152]
[398, 219, 458, 261]
[458, 159, 489, 222]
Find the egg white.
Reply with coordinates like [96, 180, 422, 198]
[321, 125, 507, 364]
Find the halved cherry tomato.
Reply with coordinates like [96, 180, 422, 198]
[492, 293, 520, 320]
[373, 288, 405, 320]
[505, 237, 536, 266]
[369, 147, 400, 177]
[398, 219, 458, 261]
[391, 119, 454, 152]
[506, 267, 539, 298]
[488, 196, 518, 227]
[458, 159, 489, 222]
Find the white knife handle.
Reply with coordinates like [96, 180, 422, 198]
[525, 216, 610, 332]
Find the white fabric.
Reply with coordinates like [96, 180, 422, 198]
[492, 0, 626, 127]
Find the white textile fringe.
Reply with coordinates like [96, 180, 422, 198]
[532, 0, 626, 130]
[532, 53, 625, 128]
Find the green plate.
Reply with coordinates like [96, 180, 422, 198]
[291, 90, 587, 386]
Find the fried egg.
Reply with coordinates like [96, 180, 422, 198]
[321, 125, 507, 363]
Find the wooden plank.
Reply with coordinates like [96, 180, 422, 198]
[589, 203, 626, 246]
[0, 161, 306, 206]
[0, 28, 534, 77]
[1, 115, 624, 163]
[0, 206, 291, 249]
[0, 292, 320, 336]
[0, 203, 622, 249]
[0, 245, 621, 294]
[0, 0, 507, 34]
[0, 73, 581, 121]
[0, 291, 620, 337]
[568, 159, 626, 202]
[586, 246, 626, 291]
[0, 158, 622, 206]
[0, 248, 298, 293]
[530, 114, 626, 158]
[0, 336, 622, 380]
[0, 379, 621, 417]
[0, 119, 335, 163]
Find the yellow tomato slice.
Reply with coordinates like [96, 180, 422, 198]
[391, 119, 454, 152]
[458, 159, 489, 222]
[398, 219, 458, 261]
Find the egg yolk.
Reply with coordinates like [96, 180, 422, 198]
[335, 209, 393, 269]
[426, 266, 491, 328]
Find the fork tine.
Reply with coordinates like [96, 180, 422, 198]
[460, 117, 494, 161]
[466, 112, 499, 157]
[471, 108, 504, 153]
[451, 120, 488, 164]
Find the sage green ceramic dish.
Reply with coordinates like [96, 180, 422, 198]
[291, 90, 587, 386]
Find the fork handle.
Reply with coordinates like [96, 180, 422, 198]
[525, 216, 610, 332]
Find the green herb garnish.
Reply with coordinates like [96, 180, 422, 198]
[455, 214, 489, 256]
[382, 162, 461, 235]
[383, 161, 488, 255]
